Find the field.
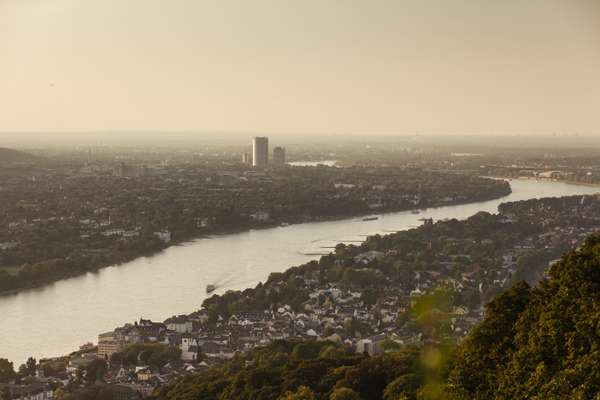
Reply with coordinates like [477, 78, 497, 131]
[0, 265, 23, 276]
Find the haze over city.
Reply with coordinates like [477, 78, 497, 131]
[1, 0, 599, 141]
[5, 2, 600, 400]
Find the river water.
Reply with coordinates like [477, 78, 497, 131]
[1, 179, 598, 364]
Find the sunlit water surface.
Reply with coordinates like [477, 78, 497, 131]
[1, 179, 598, 364]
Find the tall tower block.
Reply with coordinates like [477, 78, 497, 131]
[252, 137, 269, 167]
[273, 146, 286, 165]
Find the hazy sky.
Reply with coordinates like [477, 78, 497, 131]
[1, 0, 599, 139]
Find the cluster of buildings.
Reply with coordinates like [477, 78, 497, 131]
[0, 382, 54, 400]
[2, 160, 510, 295]
[63, 197, 593, 389]
[241, 137, 286, 167]
[8, 194, 600, 398]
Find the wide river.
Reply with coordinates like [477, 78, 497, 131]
[1, 179, 599, 364]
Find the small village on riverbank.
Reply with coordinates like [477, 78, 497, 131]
[0, 162, 510, 296]
[3, 1, 600, 395]
[7, 192, 600, 399]
[5, 143, 600, 399]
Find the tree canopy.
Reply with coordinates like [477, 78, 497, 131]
[0, 358, 15, 383]
[153, 341, 426, 400]
[449, 235, 600, 399]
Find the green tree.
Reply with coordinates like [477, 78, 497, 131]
[380, 338, 401, 353]
[449, 236, 600, 399]
[361, 287, 379, 306]
[319, 345, 352, 360]
[85, 359, 107, 383]
[20, 357, 37, 376]
[291, 342, 322, 360]
[0, 359, 15, 383]
[330, 387, 362, 400]
[383, 374, 420, 400]
[1, 386, 11, 400]
[53, 388, 74, 400]
[449, 282, 530, 399]
[280, 386, 316, 400]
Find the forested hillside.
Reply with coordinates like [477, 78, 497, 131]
[449, 235, 600, 399]
[0, 147, 39, 164]
[152, 340, 452, 400]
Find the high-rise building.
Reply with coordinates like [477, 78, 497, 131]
[252, 137, 269, 167]
[273, 146, 286, 165]
[242, 152, 252, 165]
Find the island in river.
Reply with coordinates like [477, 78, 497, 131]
[0, 179, 596, 367]
[2, 181, 600, 400]
[0, 165, 510, 295]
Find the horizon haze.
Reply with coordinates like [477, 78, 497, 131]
[1, 0, 599, 139]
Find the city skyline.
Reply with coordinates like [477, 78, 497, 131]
[4, 1, 600, 398]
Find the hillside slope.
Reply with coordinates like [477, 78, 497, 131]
[153, 341, 431, 400]
[153, 234, 600, 400]
[0, 147, 40, 164]
[449, 235, 600, 399]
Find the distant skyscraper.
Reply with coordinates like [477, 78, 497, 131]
[273, 146, 286, 165]
[242, 152, 251, 165]
[252, 137, 269, 167]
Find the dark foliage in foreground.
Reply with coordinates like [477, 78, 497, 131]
[449, 235, 600, 399]
[152, 340, 442, 400]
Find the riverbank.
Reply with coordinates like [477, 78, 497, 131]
[485, 174, 600, 188]
[0, 184, 511, 297]
[3, 179, 596, 366]
[22, 185, 600, 396]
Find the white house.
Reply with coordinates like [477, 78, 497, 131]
[180, 337, 199, 361]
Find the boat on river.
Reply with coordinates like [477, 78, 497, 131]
[206, 284, 216, 294]
[3, 179, 596, 366]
